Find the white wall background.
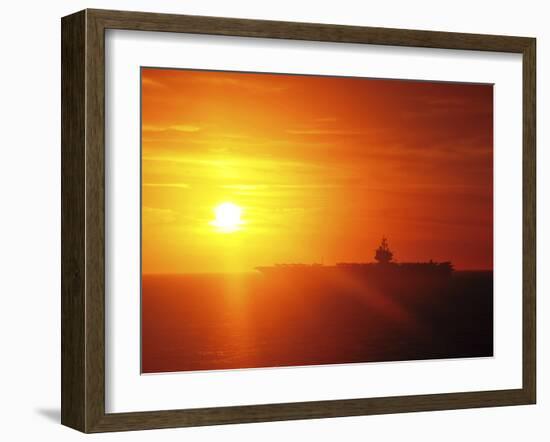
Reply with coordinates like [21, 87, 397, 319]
[0, 0, 546, 440]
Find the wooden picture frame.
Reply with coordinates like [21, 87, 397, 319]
[61, 8, 536, 433]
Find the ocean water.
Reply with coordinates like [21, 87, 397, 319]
[142, 271, 493, 373]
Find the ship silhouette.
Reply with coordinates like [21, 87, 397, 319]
[256, 237, 453, 292]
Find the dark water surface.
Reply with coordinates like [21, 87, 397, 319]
[142, 271, 493, 373]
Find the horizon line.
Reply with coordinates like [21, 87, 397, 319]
[142, 268, 494, 276]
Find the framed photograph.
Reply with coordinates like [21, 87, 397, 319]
[61, 9, 536, 433]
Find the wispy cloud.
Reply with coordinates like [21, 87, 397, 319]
[141, 77, 165, 88]
[170, 124, 201, 132]
[142, 124, 166, 132]
[143, 182, 190, 189]
[142, 124, 202, 133]
[142, 206, 177, 224]
[191, 76, 288, 93]
[141, 155, 324, 171]
[287, 129, 364, 136]
[221, 183, 341, 190]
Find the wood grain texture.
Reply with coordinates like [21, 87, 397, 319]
[61, 8, 537, 433]
[522, 38, 536, 403]
[61, 10, 86, 432]
[84, 9, 107, 433]
[90, 389, 531, 432]
[90, 8, 532, 52]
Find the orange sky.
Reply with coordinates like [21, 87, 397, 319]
[141, 68, 493, 273]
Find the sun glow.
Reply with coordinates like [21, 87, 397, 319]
[210, 202, 244, 233]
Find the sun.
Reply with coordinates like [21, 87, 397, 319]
[210, 202, 244, 233]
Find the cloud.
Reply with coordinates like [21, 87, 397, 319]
[143, 182, 190, 189]
[170, 124, 201, 133]
[141, 77, 165, 88]
[142, 124, 202, 133]
[141, 155, 323, 171]
[142, 124, 166, 132]
[286, 129, 364, 136]
[220, 183, 340, 190]
[142, 206, 177, 225]
[190, 75, 288, 93]
[314, 117, 338, 123]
